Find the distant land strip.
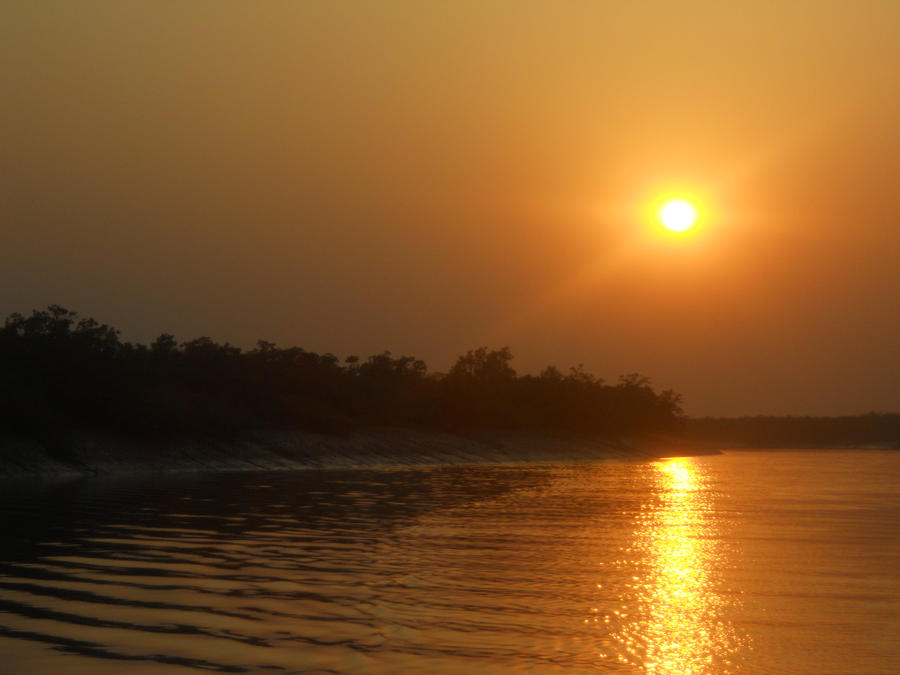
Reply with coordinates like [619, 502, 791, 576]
[0, 306, 896, 477]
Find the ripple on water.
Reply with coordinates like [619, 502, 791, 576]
[1, 452, 899, 673]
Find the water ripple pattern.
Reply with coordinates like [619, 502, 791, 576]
[1, 451, 898, 673]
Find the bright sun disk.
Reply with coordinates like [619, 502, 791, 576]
[659, 199, 698, 232]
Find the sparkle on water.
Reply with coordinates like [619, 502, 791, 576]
[1, 451, 899, 674]
[610, 458, 747, 672]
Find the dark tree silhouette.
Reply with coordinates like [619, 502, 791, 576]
[0, 307, 689, 451]
[685, 413, 900, 448]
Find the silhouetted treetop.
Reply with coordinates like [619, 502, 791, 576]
[448, 347, 516, 382]
[0, 306, 686, 441]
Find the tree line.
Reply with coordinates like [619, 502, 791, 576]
[0, 306, 684, 441]
[685, 414, 900, 448]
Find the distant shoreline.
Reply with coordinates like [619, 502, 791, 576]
[3, 428, 896, 480]
[703, 444, 900, 451]
[0, 428, 720, 479]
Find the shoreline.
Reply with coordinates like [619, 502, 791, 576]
[0, 428, 715, 479]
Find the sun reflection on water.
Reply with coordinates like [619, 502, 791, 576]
[605, 458, 748, 673]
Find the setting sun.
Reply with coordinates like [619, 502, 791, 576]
[2, 3, 900, 675]
[659, 200, 698, 232]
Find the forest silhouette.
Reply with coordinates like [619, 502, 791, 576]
[0, 306, 684, 444]
[3, 306, 896, 453]
[687, 414, 900, 448]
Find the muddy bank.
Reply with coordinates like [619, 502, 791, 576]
[0, 428, 706, 478]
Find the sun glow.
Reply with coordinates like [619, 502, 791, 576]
[659, 200, 698, 232]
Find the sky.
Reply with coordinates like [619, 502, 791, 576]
[2, 1, 899, 416]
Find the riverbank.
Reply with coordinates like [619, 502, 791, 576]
[0, 428, 710, 478]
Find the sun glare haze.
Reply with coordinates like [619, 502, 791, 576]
[1, 3, 900, 675]
[658, 199, 698, 232]
[2, 1, 899, 416]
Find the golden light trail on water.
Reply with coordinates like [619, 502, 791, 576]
[606, 458, 749, 673]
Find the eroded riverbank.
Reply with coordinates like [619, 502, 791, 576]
[0, 428, 705, 478]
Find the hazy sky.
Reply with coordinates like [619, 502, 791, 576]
[2, 1, 899, 416]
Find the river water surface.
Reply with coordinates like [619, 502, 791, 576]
[1, 450, 898, 674]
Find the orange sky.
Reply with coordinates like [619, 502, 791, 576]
[2, 1, 898, 415]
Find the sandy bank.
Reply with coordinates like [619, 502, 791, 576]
[0, 428, 703, 478]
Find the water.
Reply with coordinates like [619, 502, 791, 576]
[1, 450, 898, 674]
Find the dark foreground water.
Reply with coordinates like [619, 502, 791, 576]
[1, 450, 898, 674]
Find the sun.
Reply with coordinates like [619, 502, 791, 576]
[659, 199, 698, 232]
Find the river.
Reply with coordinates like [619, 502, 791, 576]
[1, 450, 898, 673]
